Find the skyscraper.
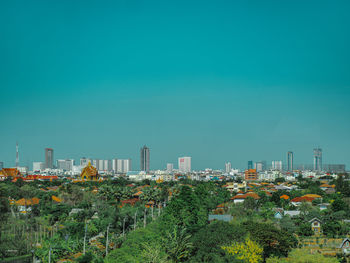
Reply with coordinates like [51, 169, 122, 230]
[178, 157, 191, 173]
[248, 161, 253, 170]
[225, 162, 231, 173]
[271, 161, 283, 170]
[287, 151, 294, 171]
[45, 148, 54, 169]
[313, 148, 322, 171]
[16, 142, 19, 168]
[140, 145, 150, 172]
[254, 161, 266, 172]
[166, 163, 174, 172]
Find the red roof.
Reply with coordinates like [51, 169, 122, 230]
[291, 196, 315, 203]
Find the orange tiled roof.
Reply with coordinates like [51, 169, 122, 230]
[280, 195, 290, 200]
[15, 197, 40, 206]
[52, 195, 62, 203]
[231, 192, 260, 200]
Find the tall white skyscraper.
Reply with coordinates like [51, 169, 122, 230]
[225, 162, 231, 173]
[287, 152, 294, 171]
[104, 160, 112, 171]
[178, 157, 191, 173]
[113, 158, 132, 173]
[166, 163, 174, 172]
[271, 160, 283, 170]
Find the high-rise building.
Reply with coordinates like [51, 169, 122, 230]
[45, 148, 54, 169]
[254, 161, 266, 172]
[313, 148, 322, 171]
[16, 142, 19, 168]
[225, 162, 232, 173]
[57, 159, 74, 171]
[140, 145, 150, 172]
[104, 160, 112, 172]
[166, 163, 174, 172]
[80, 157, 91, 167]
[178, 157, 191, 173]
[271, 160, 283, 170]
[287, 151, 294, 171]
[113, 158, 132, 173]
[98, 160, 104, 171]
[0, 162, 4, 170]
[248, 161, 253, 170]
[123, 159, 132, 173]
[33, 162, 45, 172]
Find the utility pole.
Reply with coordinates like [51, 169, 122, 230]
[83, 222, 87, 255]
[123, 217, 126, 237]
[134, 211, 137, 231]
[105, 224, 110, 256]
[48, 245, 52, 263]
[151, 205, 154, 220]
[143, 209, 147, 228]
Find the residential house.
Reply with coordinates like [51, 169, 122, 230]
[339, 238, 350, 255]
[309, 218, 322, 235]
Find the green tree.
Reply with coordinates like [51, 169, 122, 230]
[165, 226, 193, 263]
[242, 221, 297, 259]
[190, 221, 247, 263]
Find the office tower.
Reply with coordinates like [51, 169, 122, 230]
[0, 162, 3, 170]
[225, 162, 232, 173]
[140, 145, 150, 172]
[254, 161, 266, 172]
[112, 159, 118, 172]
[57, 159, 74, 171]
[166, 163, 174, 172]
[80, 157, 91, 166]
[313, 148, 322, 171]
[271, 161, 283, 170]
[123, 159, 132, 173]
[248, 161, 253, 170]
[33, 162, 45, 172]
[113, 158, 132, 173]
[104, 160, 112, 171]
[45, 148, 54, 169]
[98, 160, 104, 171]
[178, 157, 191, 173]
[287, 151, 294, 171]
[16, 142, 19, 167]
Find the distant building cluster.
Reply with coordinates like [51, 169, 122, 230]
[0, 145, 347, 183]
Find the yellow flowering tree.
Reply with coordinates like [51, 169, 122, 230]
[222, 237, 263, 263]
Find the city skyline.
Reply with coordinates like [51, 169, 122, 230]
[1, 143, 347, 171]
[1, 1, 350, 170]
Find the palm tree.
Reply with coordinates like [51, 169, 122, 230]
[165, 226, 193, 263]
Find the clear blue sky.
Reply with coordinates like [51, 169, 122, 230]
[1, 0, 350, 170]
